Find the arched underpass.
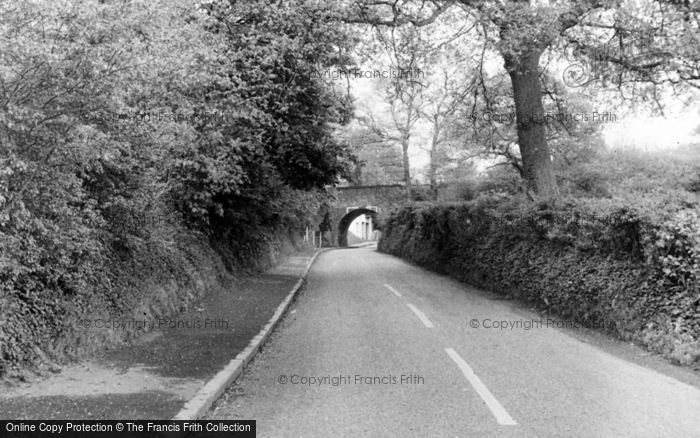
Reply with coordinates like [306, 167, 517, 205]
[320, 184, 406, 247]
[337, 208, 378, 247]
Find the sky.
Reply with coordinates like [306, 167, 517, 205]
[603, 113, 700, 151]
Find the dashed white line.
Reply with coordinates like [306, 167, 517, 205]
[445, 348, 517, 426]
[384, 284, 403, 297]
[406, 303, 434, 328]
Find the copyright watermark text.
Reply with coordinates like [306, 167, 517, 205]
[277, 373, 424, 386]
[77, 318, 230, 331]
[469, 318, 613, 331]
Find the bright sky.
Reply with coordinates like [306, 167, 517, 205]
[603, 113, 700, 151]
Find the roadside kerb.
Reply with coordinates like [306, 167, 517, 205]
[173, 249, 325, 421]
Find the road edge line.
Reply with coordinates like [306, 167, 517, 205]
[173, 248, 325, 421]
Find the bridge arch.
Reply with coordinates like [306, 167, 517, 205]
[322, 184, 406, 247]
[337, 207, 378, 247]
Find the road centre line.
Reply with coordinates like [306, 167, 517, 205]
[406, 303, 434, 328]
[383, 283, 403, 297]
[445, 348, 517, 426]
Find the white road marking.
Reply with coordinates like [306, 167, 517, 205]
[406, 303, 434, 328]
[384, 284, 402, 297]
[445, 348, 517, 426]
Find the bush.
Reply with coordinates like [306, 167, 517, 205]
[560, 165, 612, 198]
[410, 185, 435, 202]
[587, 147, 700, 196]
[379, 196, 700, 366]
[685, 171, 700, 193]
[438, 168, 522, 202]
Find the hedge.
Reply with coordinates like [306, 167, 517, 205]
[378, 197, 700, 366]
[0, 218, 306, 380]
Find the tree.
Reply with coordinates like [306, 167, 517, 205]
[373, 24, 428, 199]
[347, 0, 700, 197]
[354, 17, 477, 198]
[443, 56, 610, 190]
[177, 0, 358, 229]
[389, 68, 423, 199]
[418, 51, 478, 196]
[337, 119, 405, 185]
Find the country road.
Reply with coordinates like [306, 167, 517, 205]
[207, 245, 700, 437]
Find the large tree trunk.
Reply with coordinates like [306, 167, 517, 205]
[401, 135, 412, 199]
[504, 49, 558, 197]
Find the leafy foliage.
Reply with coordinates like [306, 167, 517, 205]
[380, 196, 700, 366]
[173, 0, 356, 227]
[0, 0, 355, 377]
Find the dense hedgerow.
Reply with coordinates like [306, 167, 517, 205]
[0, 0, 354, 378]
[379, 196, 700, 366]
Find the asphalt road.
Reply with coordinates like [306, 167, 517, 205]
[207, 245, 700, 437]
